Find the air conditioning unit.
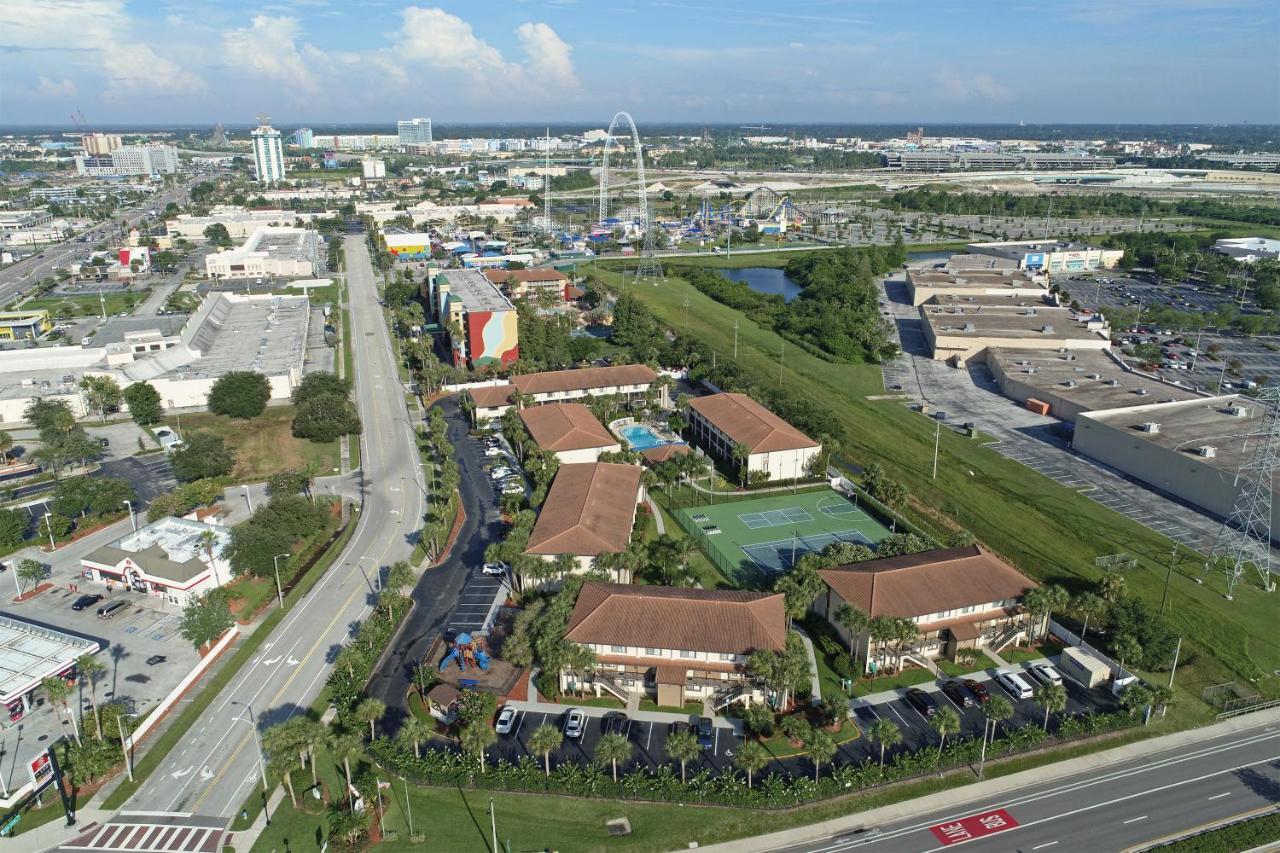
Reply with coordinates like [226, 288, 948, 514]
[1197, 445, 1217, 458]
[1065, 353, 1076, 361]
[963, 323, 976, 332]
[1105, 378, 1120, 387]
[1226, 405, 1250, 418]
[1062, 380, 1078, 388]
[1135, 388, 1150, 396]
[1087, 373, 1101, 380]
[1042, 325, 1055, 334]
[1139, 421, 1160, 433]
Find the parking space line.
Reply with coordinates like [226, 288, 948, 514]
[645, 722, 653, 750]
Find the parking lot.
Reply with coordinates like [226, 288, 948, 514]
[1, 581, 201, 797]
[1075, 273, 1238, 315]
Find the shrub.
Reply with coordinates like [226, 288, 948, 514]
[122, 381, 163, 425]
[171, 431, 234, 481]
[207, 371, 270, 419]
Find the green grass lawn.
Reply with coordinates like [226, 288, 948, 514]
[586, 259, 1278, 716]
[757, 720, 861, 761]
[24, 291, 145, 318]
[165, 407, 340, 482]
[852, 668, 938, 697]
[999, 640, 1067, 666]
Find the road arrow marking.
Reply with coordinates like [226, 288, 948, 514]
[171, 766, 193, 779]
[199, 766, 214, 780]
[287, 656, 300, 666]
[262, 656, 282, 666]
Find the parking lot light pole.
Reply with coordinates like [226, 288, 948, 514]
[43, 512, 56, 551]
[977, 718, 992, 779]
[243, 485, 254, 515]
[271, 554, 288, 608]
[122, 500, 136, 531]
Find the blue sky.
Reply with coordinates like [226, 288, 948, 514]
[2, 0, 1277, 126]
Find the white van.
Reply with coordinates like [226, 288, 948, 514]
[994, 668, 1034, 700]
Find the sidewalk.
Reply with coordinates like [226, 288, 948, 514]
[698, 707, 1280, 852]
[503, 698, 743, 736]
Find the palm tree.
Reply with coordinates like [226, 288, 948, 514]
[867, 617, 898, 673]
[1098, 573, 1127, 603]
[806, 729, 837, 781]
[41, 676, 80, 746]
[0, 430, 12, 464]
[1023, 584, 1069, 640]
[328, 732, 364, 809]
[1034, 682, 1068, 731]
[1147, 684, 1175, 721]
[198, 529, 222, 587]
[528, 723, 564, 777]
[398, 716, 432, 759]
[1112, 633, 1142, 676]
[267, 752, 302, 807]
[596, 732, 633, 782]
[735, 739, 769, 788]
[731, 442, 752, 488]
[76, 653, 106, 739]
[386, 561, 415, 595]
[1120, 683, 1154, 718]
[834, 603, 870, 657]
[893, 619, 919, 671]
[355, 697, 387, 741]
[263, 721, 305, 806]
[460, 721, 497, 774]
[869, 718, 902, 768]
[665, 729, 701, 782]
[931, 707, 960, 760]
[294, 717, 326, 787]
[1072, 591, 1107, 644]
[982, 695, 1014, 744]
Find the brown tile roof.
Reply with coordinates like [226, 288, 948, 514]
[688, 392, 818, 453]
[526, 463, 642, 556]
[641, 444, 691, 464]
[513, 364, 658, 396]
[466, 383, 514, 408]
[949, 621, 981, 642]
[594, 654, 741, 674]
[520, 403, 618, 452]
[564, 581, 786, 655]
[818, 546, 1037, 620]
[655, 663, 687, 685]
[483, 268, 569, 285]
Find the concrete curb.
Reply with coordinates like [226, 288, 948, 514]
[696, 707, 1280, 852]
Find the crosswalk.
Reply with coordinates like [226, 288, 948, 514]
[56, 815, 227, 853]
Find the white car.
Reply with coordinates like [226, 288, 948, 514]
[1027, 663, 1063, 686]
[484, 447, 505, 457]
[482, 562, 508, 576]
[563, 708, 586, 739]
[501, 484, 524, 495]
[494, 705, 517, 734]
[490, 468, 512, 480]
[994, 668, 1034, 700]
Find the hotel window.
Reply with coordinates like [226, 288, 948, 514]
[644, 647, 660, 656]
[679, 650, 696, 659]
[719, 653, 736, 662]
[610, 645, 626, 653]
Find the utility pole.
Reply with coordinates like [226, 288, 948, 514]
[489, 798, 498, 853]
[403, 777, 413, 838]
[778, 343, 784, 388]
[1168, 636, 1182, 689]
[932, 418, 941, 479]
[682, 294, 689, 331]
[1160, 541, 1178, 614]
[118, 715, 133, 782]
[733, 320, 739, 361]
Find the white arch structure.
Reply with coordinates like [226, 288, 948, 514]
[598, 111, 649, 233]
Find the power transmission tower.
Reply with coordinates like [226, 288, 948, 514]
[1203, 387, 1280, 598]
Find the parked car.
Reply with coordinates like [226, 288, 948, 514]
[941, 680, 976, 708]
[481, 562, 508, 577]
[489, 467, 512, 480]
[484, 447, 505, 457]
[96, 600, 128, 619]
[962, 679, 991, 704]
[668, 720, 692, 737]
[501, 484, 524, 495]
[563, 708, 586, 739]
[602, 713, 628, 736]
[994, 668, 1034, 700]
[904, 687, 937, 716]
[697, 716, 715, 749]
[145, 655, 167, 666]
[495, 705, 517, 734]
[1027, 663, 1063, 687]
[71, 593, 104, 611]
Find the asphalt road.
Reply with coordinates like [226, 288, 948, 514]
[775, 717, 1280, 853]
[0, 180, 196, 306]
[364, 394, 503, 730]
[119, 234, 427, 817]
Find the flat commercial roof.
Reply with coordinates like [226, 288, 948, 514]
[988, 347, 1200, 411]
[1079, 394, 1263, 473]
[86, 516, 232, 583]
[166, 295, 309, 381]
[89, 314, 188, 346]
[0, 615, 100, 703]
[968, 239, 1108, 258]
[439, 268, 515, 313]
[922, 304, 1108, 342]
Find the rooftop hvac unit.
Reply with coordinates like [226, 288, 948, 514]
[1022, 308, 1037, 316]
[1065, 353, 1076, 361]
[1226, 405, 1250, 418]
[1017, 360, 1029, 367]
[1087, 373, 1101, 380]
[1135, 388, 1150, 396]
[963, 323, 976, 332]
[1042, 325, 1055, 334]
[1139, 421, 1160, 433]
[1197, 445, 1217, 458]
[1105, 378, 1120, 387]
[1062, 379, 1078, 388]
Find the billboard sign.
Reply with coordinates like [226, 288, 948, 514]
[1024, 253, 1045, 269]
[929, 809, 1019, 845]
[28, 750, 53, 789]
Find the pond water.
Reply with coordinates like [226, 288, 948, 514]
[719, 267, 804, 302]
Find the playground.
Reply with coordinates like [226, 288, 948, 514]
[424, 623, 524, 699]
[674, 488, 894, 585]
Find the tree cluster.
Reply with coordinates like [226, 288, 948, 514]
[291, 372, 361, 443]
[123, 381, 164, 425]
[24, 398, 100, 475]
[224, 494, 328, 578]
[147, 478, 225, 521]
[171, 431, 235, 481]
[207, 371, 271, 419]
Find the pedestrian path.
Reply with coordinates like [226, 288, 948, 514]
[791, 625, 822, 703]
[851, 656, 1052, 708]
[504, 697, 743, 735]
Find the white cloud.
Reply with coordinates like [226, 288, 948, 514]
[385, 7, 578, 96]
[516, 22, 579, 88]
[937, 71, 1011, 102]
[0, 0, 205, 99]
[33, 76, 77, 98]
[223, 15, 324, 94]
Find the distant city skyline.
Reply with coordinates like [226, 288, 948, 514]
[2, 1, 1277, 126]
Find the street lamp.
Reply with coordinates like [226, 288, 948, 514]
[43, 512, 56, 551]
[232, 701, 269, 793]
[243, 485, 254, 514]
[271, 553, 289, 608]
[122, 499, 136, 531]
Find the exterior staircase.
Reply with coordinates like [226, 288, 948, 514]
[710, 684, 747, 712]
[901, 650, 941, 677]
[592, 673, 631, 703]
[990, 626, 1023, 653]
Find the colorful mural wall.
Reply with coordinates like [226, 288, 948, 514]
[464, 309, 519, 367]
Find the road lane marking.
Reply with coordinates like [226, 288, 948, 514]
[1123, 816, 1148, 824]
[1207, 792, 1231, 800]
[1031, 843, 1057, 850]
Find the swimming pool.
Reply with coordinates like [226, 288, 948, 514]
[619, 422, 677, 451]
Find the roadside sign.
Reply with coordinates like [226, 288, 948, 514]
[929, 809, 1018, 845]
[28, 751, 52, 789]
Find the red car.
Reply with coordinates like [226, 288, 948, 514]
[963, 678, 991, 704]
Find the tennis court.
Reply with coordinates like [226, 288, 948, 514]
[676, 488, 894, 584]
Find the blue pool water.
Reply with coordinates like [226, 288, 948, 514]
[620, 423, 674, 451]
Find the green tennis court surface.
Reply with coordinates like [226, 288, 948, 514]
[676, 488, 893, 584]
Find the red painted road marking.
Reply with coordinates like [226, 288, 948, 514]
[929, 808, 1020, 845]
